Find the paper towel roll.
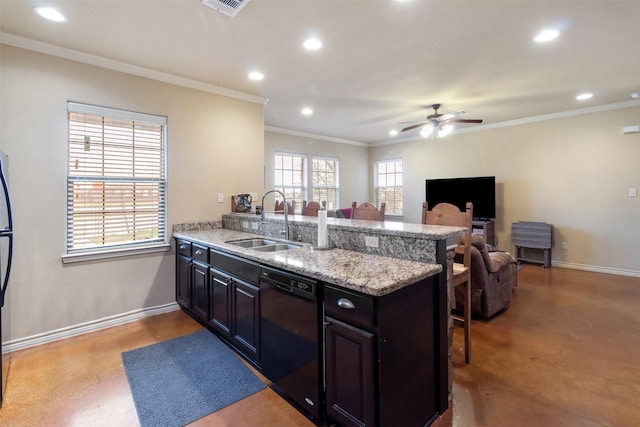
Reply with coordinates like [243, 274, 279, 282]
[317, 209, 328, 248]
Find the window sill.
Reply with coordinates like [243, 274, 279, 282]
[62, 243, 172, 264]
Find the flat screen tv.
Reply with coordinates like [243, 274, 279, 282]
[425, 176, 496, 220]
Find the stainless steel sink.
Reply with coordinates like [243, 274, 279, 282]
[226, 238, 301, 252]
[252, 243, 301, 252]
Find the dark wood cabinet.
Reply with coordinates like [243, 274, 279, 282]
[209, 268, 231, 335]
[176, 254, 191, 309]
[175, 239, 208, 323]
[191, 260, 209, 322]
[325, 318, 375, 427]
[208, 249, 261, 364]
[230, 278, 260, 361]
[324, 278, 441, 427]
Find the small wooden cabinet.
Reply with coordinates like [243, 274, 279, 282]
[324, 279, 441, 427]
[175, 240, 209, 323]
[176, 240, 192, 310]
[209, 249, 261, 364]
[175, 239, 261, 364]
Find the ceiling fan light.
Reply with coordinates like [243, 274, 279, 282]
[438, 124, 454, 138]
[420, 124, 434, 138]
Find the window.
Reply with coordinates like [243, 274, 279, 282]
[66, 102, 167, 254]
[375, 159, 403, 215]
[274, 153, 306, 212]
[312, 157, 339, 210]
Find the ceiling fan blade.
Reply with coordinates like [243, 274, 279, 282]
[401, 122, 428, 132]
[450, 119, 483, 124]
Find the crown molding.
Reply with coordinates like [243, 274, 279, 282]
[0, 32, 268, 105]
[265, 126, 368, 147]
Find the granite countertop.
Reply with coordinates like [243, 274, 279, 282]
[173, 228, 442, 297]
[226, 212, 465, 240]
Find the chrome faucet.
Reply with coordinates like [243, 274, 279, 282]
[261, 189, 290, 240]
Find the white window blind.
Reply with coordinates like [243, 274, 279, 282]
[67, 102, 167, 253]
[312, 157, 339, 210]
[375, 159, 403, 215]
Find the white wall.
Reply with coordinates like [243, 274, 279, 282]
[370, 106, 640, 274]
[0, 46, 264, 343]
[264, 131, 370, 209]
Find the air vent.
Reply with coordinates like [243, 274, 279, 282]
[201, 0, 250, 17]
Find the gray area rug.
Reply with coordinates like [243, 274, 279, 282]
[122, 329, 265, 427]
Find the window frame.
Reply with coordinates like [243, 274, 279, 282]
[374, 159, 403, 216]
[62, 102, 169, 264]
[273, 151, 307, 213]
[311, 156, 339, 210]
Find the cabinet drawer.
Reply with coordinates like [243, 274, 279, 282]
[192, 243, 209, 264]
[325, 286, 374, 330]
[176, 240, 191, 257]
[210, 249, 260, 285]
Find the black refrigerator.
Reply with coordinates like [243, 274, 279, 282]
[0, 150, 14, 408]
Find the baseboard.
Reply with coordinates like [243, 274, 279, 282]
[552, 261, 640, 278]
[3, 302, 180, 354]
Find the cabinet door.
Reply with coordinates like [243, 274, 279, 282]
[191, 261, 209, 322]
[209, 268, 231, 336]
[325, 318, 376, 427]
[176, 255, 191, 309]
[231, 279, 260, 362]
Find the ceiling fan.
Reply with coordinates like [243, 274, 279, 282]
[400, 104, 483, 138]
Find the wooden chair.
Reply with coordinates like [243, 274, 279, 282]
[422, 201, 473, 364]
[351, 202, 386, 221]
[274, 200, 295, 215]
[301, 201, 321, 216]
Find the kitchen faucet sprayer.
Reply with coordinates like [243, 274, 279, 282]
[260, 189, 290, 240]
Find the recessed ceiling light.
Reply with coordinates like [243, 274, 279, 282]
[534, 29, 559, 43]
[301, 107, 313, 116]
[34, 6, 66, 22]
[248, 71, 264, 81]
[389, 130, 399, 136]
[576, 93, 593, 101]
[303, 38, 322, 50]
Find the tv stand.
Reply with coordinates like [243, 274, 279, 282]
[472, 219, 495, 246]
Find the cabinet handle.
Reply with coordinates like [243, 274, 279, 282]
[337, 298, 355, 310]
[195, 249, 204, 255]
[179, 244, 187, 250]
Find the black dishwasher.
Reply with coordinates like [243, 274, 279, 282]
[259, 266, 321, 419]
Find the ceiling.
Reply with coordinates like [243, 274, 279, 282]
[1, 0, 639, 144]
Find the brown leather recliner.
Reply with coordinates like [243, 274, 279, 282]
[455, 235, 518, 319]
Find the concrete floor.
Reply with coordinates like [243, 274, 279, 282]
[0, 264, 638, 426]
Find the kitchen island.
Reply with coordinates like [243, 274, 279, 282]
[173, 215, 464, 427]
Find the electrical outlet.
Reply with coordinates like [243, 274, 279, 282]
[249, 192, 258, 200]
[242, 221, 249, 229]
[217, 192, 224, 203]
[365, 236, 379, 248]
[561, 242, 568, 250]
[629, 188, 637, 197]
[251, 222, 258, 230]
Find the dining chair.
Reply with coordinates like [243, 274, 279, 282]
[301, 201, 321, 216]
[274, 200, 296, 215]
[351, 202, 386, 221]
[422, 201, 473, 364]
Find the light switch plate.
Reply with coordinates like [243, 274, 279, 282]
[251, 222, 258, 230]
[242, 221, 249, 229]
[629, 188, 637, 197]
